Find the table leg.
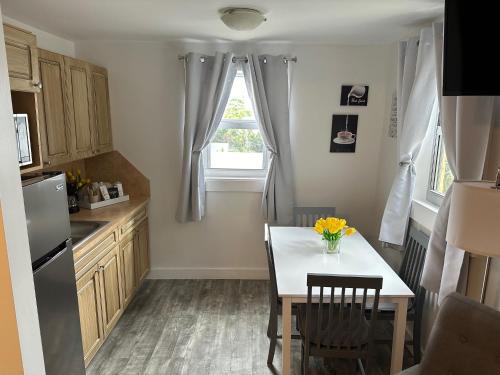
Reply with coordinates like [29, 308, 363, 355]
[390, 297, 408, 375]
[282, 297, 292, 375]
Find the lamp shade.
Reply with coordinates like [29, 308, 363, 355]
[446, 181, 500, 257]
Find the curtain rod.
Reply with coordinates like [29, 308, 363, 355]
[177, 55, 297, 63]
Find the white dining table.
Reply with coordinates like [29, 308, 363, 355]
[269, 226, 414, 375]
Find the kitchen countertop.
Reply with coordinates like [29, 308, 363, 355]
[70, 197, 149, 261]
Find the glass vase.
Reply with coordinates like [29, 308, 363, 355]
[324, 237, 341, 254]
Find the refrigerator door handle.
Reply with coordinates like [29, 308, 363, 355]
[33, 241, 71, 274]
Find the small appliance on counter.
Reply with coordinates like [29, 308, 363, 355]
[21, 171, 86, 375]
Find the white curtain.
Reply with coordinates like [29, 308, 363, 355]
[176, 52, 237, 222]
[242, 55, 295, 225]
[421, 23, 495, 303]
[379, 27, 438, 245]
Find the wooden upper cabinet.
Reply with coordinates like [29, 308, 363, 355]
[64, 57, 95, 159]
[90, 65, 113, 154]
[4, 21, 115, 167]
[37, 49, 72, 166]
[3, 24, 41, 92]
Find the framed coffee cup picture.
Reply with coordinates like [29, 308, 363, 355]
[340, 84, 369, 106]
[330, 114, 358, 153]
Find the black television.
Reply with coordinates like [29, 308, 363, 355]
[443, 0, 499, 96]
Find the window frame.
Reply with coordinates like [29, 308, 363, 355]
[204, 118, 269, 179]
[426, 118, 446, 206]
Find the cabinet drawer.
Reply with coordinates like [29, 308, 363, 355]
[119, 208, 147, 239]
[75, 230, 117, 277]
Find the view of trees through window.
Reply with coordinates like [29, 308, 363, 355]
[208, 72, 266, 171]
[212, 98, 264, 153]
[434, 147, 453, 194]
[431, 124, 454, 195]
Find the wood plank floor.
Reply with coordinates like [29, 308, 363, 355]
[87, 280, 411, 375]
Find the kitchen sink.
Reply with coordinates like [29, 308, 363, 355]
[70, 220, 109, 247]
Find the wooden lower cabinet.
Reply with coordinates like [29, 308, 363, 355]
[75, 212, 150, 366]
[98, 245, 124, 336]
[119, 233, 136, 307]
[135, 219, 150, 283]
[76, 264, 104, 367]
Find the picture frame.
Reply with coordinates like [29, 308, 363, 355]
[330, 114, 358, 153]
[340, 85, 369, 106]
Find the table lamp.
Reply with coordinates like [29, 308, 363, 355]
[446, 179, 500, 303]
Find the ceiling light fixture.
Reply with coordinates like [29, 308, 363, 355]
[220, 8, 266, 31]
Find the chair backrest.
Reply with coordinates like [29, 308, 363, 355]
[265, 224, 278, 304]
[305, 273, 383, 352]
[419, 292, 500, 375]
[294, 206, 336, 227]
[399, 226, 429, 295]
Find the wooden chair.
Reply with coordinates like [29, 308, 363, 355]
[264, 224, 299, 366]
[377, 226, 429, 363]
[298, 274, 383, 375]
[293, 206, 336, 227]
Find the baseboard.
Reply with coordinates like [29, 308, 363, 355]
[147, 267, 269, 280]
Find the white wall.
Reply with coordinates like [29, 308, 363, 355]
[0, 6, 45, 375]
[75, 40, 396, 278]
[2, 15, 75, 56]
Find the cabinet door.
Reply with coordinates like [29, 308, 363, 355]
[76, 264, 104, 367]
[64, 57, 94, 159]
[97, 245, 124, 336]
[37, 49, 72, 166]
[3, 23, 40, 92]
[119, 233, 136, 307]
[135, 219, 150, 283]
[90, 65, 113, 154]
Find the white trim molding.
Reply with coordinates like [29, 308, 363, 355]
[205, 177, 265, 192]
[411, 199, 439, 233]
[147, 267, 269, 280]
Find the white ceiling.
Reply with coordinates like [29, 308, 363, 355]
[1, 0, 444, 44]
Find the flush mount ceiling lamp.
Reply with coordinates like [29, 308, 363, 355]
[220, 8, 266, 31]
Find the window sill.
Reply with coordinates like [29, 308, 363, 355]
[410, 199, 439, 233]
[205, 177, 265, 192]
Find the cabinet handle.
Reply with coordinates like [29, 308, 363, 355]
[43, 161, 52, 166]
[33, 82, 43, 89]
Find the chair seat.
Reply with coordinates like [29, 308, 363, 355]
[298, 304, 370, 348]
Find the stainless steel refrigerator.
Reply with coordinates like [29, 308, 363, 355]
[22, 172, 85, 375]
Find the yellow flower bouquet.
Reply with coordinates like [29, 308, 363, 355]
[314, 217, 356, 254]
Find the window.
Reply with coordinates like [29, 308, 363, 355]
[427, 118, 453, 205]
[205, 70, 268, 178]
